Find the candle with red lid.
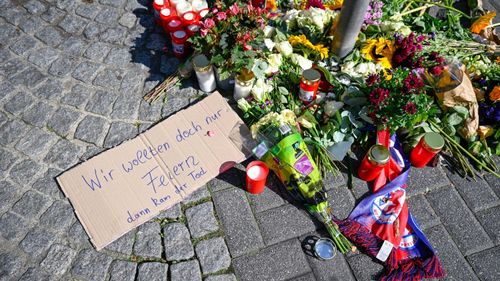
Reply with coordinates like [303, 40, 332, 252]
[186, 23, 201, 36]
[153, 0, 167, 25]
[171, 29, 189, 59]
[246, 161, 269, 194]
[166, 17, 183, 33]
[192, 0, 209, 18]
[160, 7, 177, 33]
[181, 11, 199, 26]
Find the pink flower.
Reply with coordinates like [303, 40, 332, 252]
[229, 3, 239, 16]
[212, 8, 218, 14]
[216, 12, 227, 21]
[200, 28, 209, 37]
[203, 18, 215, 29]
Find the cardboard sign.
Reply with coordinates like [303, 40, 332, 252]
[57, 93, 251, 250]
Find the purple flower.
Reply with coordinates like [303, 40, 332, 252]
[363, 0, 383, 26]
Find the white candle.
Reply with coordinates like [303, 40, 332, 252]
[176, 2, 192, 17]
[193, 55, 216, 93]
[192, 0, 208, 12]
[233, 81, 253, 100]
[247, 165, 264, 180]
[169, 0, 185, 8]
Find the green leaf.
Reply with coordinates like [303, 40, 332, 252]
[447, 113, 463, 126]
[280, 95, 288, 104]
[278, 86, 289, 96]
[452, 106, 469, 118]
[495, 143, 500, 156]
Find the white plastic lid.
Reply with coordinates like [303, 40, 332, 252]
[160, 8, 171, 16]
[173, 30, 186, 39]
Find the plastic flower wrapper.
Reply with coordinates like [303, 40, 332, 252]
[250, 110, 354, 254]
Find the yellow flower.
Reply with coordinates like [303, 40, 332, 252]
[496, 56, 500, 64]
[361, 39, 378, 61]
[470, 12, 496, 34]
[478, 125, 494, 140]
[288, 35, 329, 60]
[313, 43, 329, 59]
[361, 38, 395, 69]
[490, 85, 500, 102]
[289, 35, 308, 46]
[324, 0, 343, 10]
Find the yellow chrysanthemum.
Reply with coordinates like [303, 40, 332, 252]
[324, 0, 343, 10]
[470, 11, 496, 34]
[313, 43, 329, 59]
[361, 38, 395, 69]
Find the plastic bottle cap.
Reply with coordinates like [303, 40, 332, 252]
[424, 132, 444, 150]
[369, 144, 390, 165]
[302, 69, 321, 82]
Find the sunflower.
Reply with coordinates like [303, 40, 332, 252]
[361, 38, 395, 69]
[470, 11, 496, 34]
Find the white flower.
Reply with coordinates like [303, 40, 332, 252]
[290, 54, 312, 70]
[281, 109, 296, 124]
[266, 54, 282, 74]
[237, 98, 251, 112]
[251, 79, 270, 102]
[324, 101, 344, 117]
[297, 116, 314, 129]
[263, 26, 275, 38]
[276, 41, 293, 57]
[264, 39, 275, 52]
[309, 8, 325, 30]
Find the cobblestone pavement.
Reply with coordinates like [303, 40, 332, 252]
[0, 1, 499, 281]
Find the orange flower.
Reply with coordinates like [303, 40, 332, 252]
[489, 85, 500, 102]
[496, 56, 500, 64]
[470, 11, 496, 34]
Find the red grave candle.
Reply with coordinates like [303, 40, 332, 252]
[160, 7, 177, 32]
[358, 144, 390, 182]
[153, 0, 167, 25]
[197, 7, 209, 18]
[186, 23, 201, 36]
[166, 17, 183, 33]
[410, 132, 444, 168]
[171, 29, 189, 59]
[181, 11, 199, 26]
[246, 161, 269, 194]
[299, 69, 321, 105]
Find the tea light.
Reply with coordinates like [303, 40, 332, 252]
[246, 161, 269, 194]
[181, 11, 199, 26]
[186, 23, 201, 36]
[166, 17, 183, 33]
[160, 7, 177, 32]
[171, 29, 189, 59]
[169, 0, 185, 8]
[192, 54, 216, 93]
[176, 1, 192, 17]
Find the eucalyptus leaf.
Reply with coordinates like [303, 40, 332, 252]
[278, 86, 289, 96]
[447, 112, 463, 126]
[326, 140, 354, 161]
[280, 95, 288, 104]
[452, 106, 469, 118]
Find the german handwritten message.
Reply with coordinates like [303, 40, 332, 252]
[57, 93, 249, 250]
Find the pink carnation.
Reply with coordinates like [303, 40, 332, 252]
[229, 3, 239, 16]
[203, 18, 215, 29]
[216, 12, 227, 21]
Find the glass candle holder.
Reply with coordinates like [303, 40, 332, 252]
[197, 7, 209, 18]
[299, 69, 321, 105]
[358, 144, 390, 182]
[166, 17, 183, 33]
[192, 54, 216, 93]
[153, 0, 167, 24]
[171, 30, 188, 59]
[160, 7, 177, 33]
[246, 161, 269, 194]
[410, 132, 444, 168]
[192, 0, 208, 13]
[233, 69, 255, 100]
[181, 11, 199, 26]
[186, 23, 201, 36]
[422, 60, 463, 93]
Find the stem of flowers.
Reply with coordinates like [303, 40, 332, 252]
[429, 120, 500, 178]
[413, 0, 471, 19]
[485, 22, 500, 29]
[391, 3, 433, 19]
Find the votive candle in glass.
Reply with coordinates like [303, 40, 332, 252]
[246, 161, 269, 194]
[153, 0, 167, 25]
[171, 29, 188, 59]
[181, 11, 199, 26]
[299, 68, 321, 105]
[186, 23, 201, 36]
[233, 69, 255, 100]
[166, 17, 183, 33]
[176, 1, 192, 17]
[192, 0, 208, 12]
[169, 0, 185, 8]
[192, 54, 216, 93]
[410, 132, 444, 168]
[160, 7, 177, 32]
[358, 144, 390, 182]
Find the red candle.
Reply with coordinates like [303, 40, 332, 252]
[171, 29, 189, 59]
[181, 11, 199, 26]
[197, 7, 209, 18]
[299, 69, 321, 105]
[166, 17, 183, 33]
[246, 161, 269, 194]
[160, 7, 177, 33]
[410, 132, 444, 168]
[358, 144, 390, 182]
[186, 23, 201, 36]
[153, 0, 167, 25]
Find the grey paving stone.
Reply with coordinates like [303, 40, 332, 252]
[195, 237, 231, 275]
[11, 66, 47, 88]
[83, 22, 106, 40]
[346, 176, 370, 200]
[59, 36, 88, 57]
[323, 171, 346, 191]
[289, 273, 316, 281]
[104, 121, 137, 148]
[212, 187, 263, 257]
[95, 7, 120, 25]
[4, 91, 34, 116]
[33, 79, 64, 100]
[0, 22, 21, 43]
[0, 58, 27, 78]
[146, 33, 167, 52]
[105, 47, 132, 68]
[39, 200, 75, 232]
[74, 115, 110, 145]
[72, 61, 101, 84]
[44, 139, 82, 169]
[346, 253, 384, 281]
[32, 168, 64, 199]
[75, 3, 101, 19]
[19, 226, 56, 258]
[15, 127, 57, 157]
[0, 147, 16, 172]
[0, 81, 16, 102]
[18, 15, 45, 35]
[71, 249, 113, 281]
[49, 56, 79, 77]
[233, 238, 311, 281]
[41, 6, 66, 24]
[476, 206, 500, 245]
[163, 222, 194, 261]
[48, 107, 82, 136]
[209, 165, 246, 193]
[18, 267, 51, 281]
[303, 239, 355, 281]
[170, 260, 202, 281]
[84, 41, 111, 62]
[425, 224, 479, 281]
[407, 194, 440, 230]
[0, 251, 26, 280]
[407, 166, 450, 197]
[136, 263, 168, 281]
[133, 221, 162, 258]
[119, 12, 137, 28]
[58, 14, 87, 34]
[109, 260, 137, 281]
[62, 84, 92, 109]
[204, 274, 237, 281]
[247, 176, 285, 213]
[327, 185, 356, 220]
[160, 56, 180, 75]
[0, 181, 20, 213]
[161, 88, 199, 117]
[24, 0, 47, 14]
[86, 90, 119, 116]
[99, 26, 128, 44]
[93, 68, 124, 90]
[186, 202, 219, 239]
[467, 246, 500, 281]
[0, 48, 11, 64]
[22, 102, 56, 127]
[28, 47, 60, 69]
[445, 170, 499, 212]
[36, 25, 64, 47]
[40, 243, 77, 276]
[183, 186, 210, 206]
[0, 212, 29, 241]
[10, 159, 43, 185]
[156, 203, 182, 220]
[105, 229, 136, 255]
[111, 95, 140, 119]
[67, 221, 92, 248]
[11, 190, 52, 220]
[9, 35, 37, 56]
[139, 100, 163, 122]
[120, 70, 145, 96]
[426, 186, 493, 255]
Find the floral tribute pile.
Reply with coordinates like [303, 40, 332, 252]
[149, 0, 499, 280]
